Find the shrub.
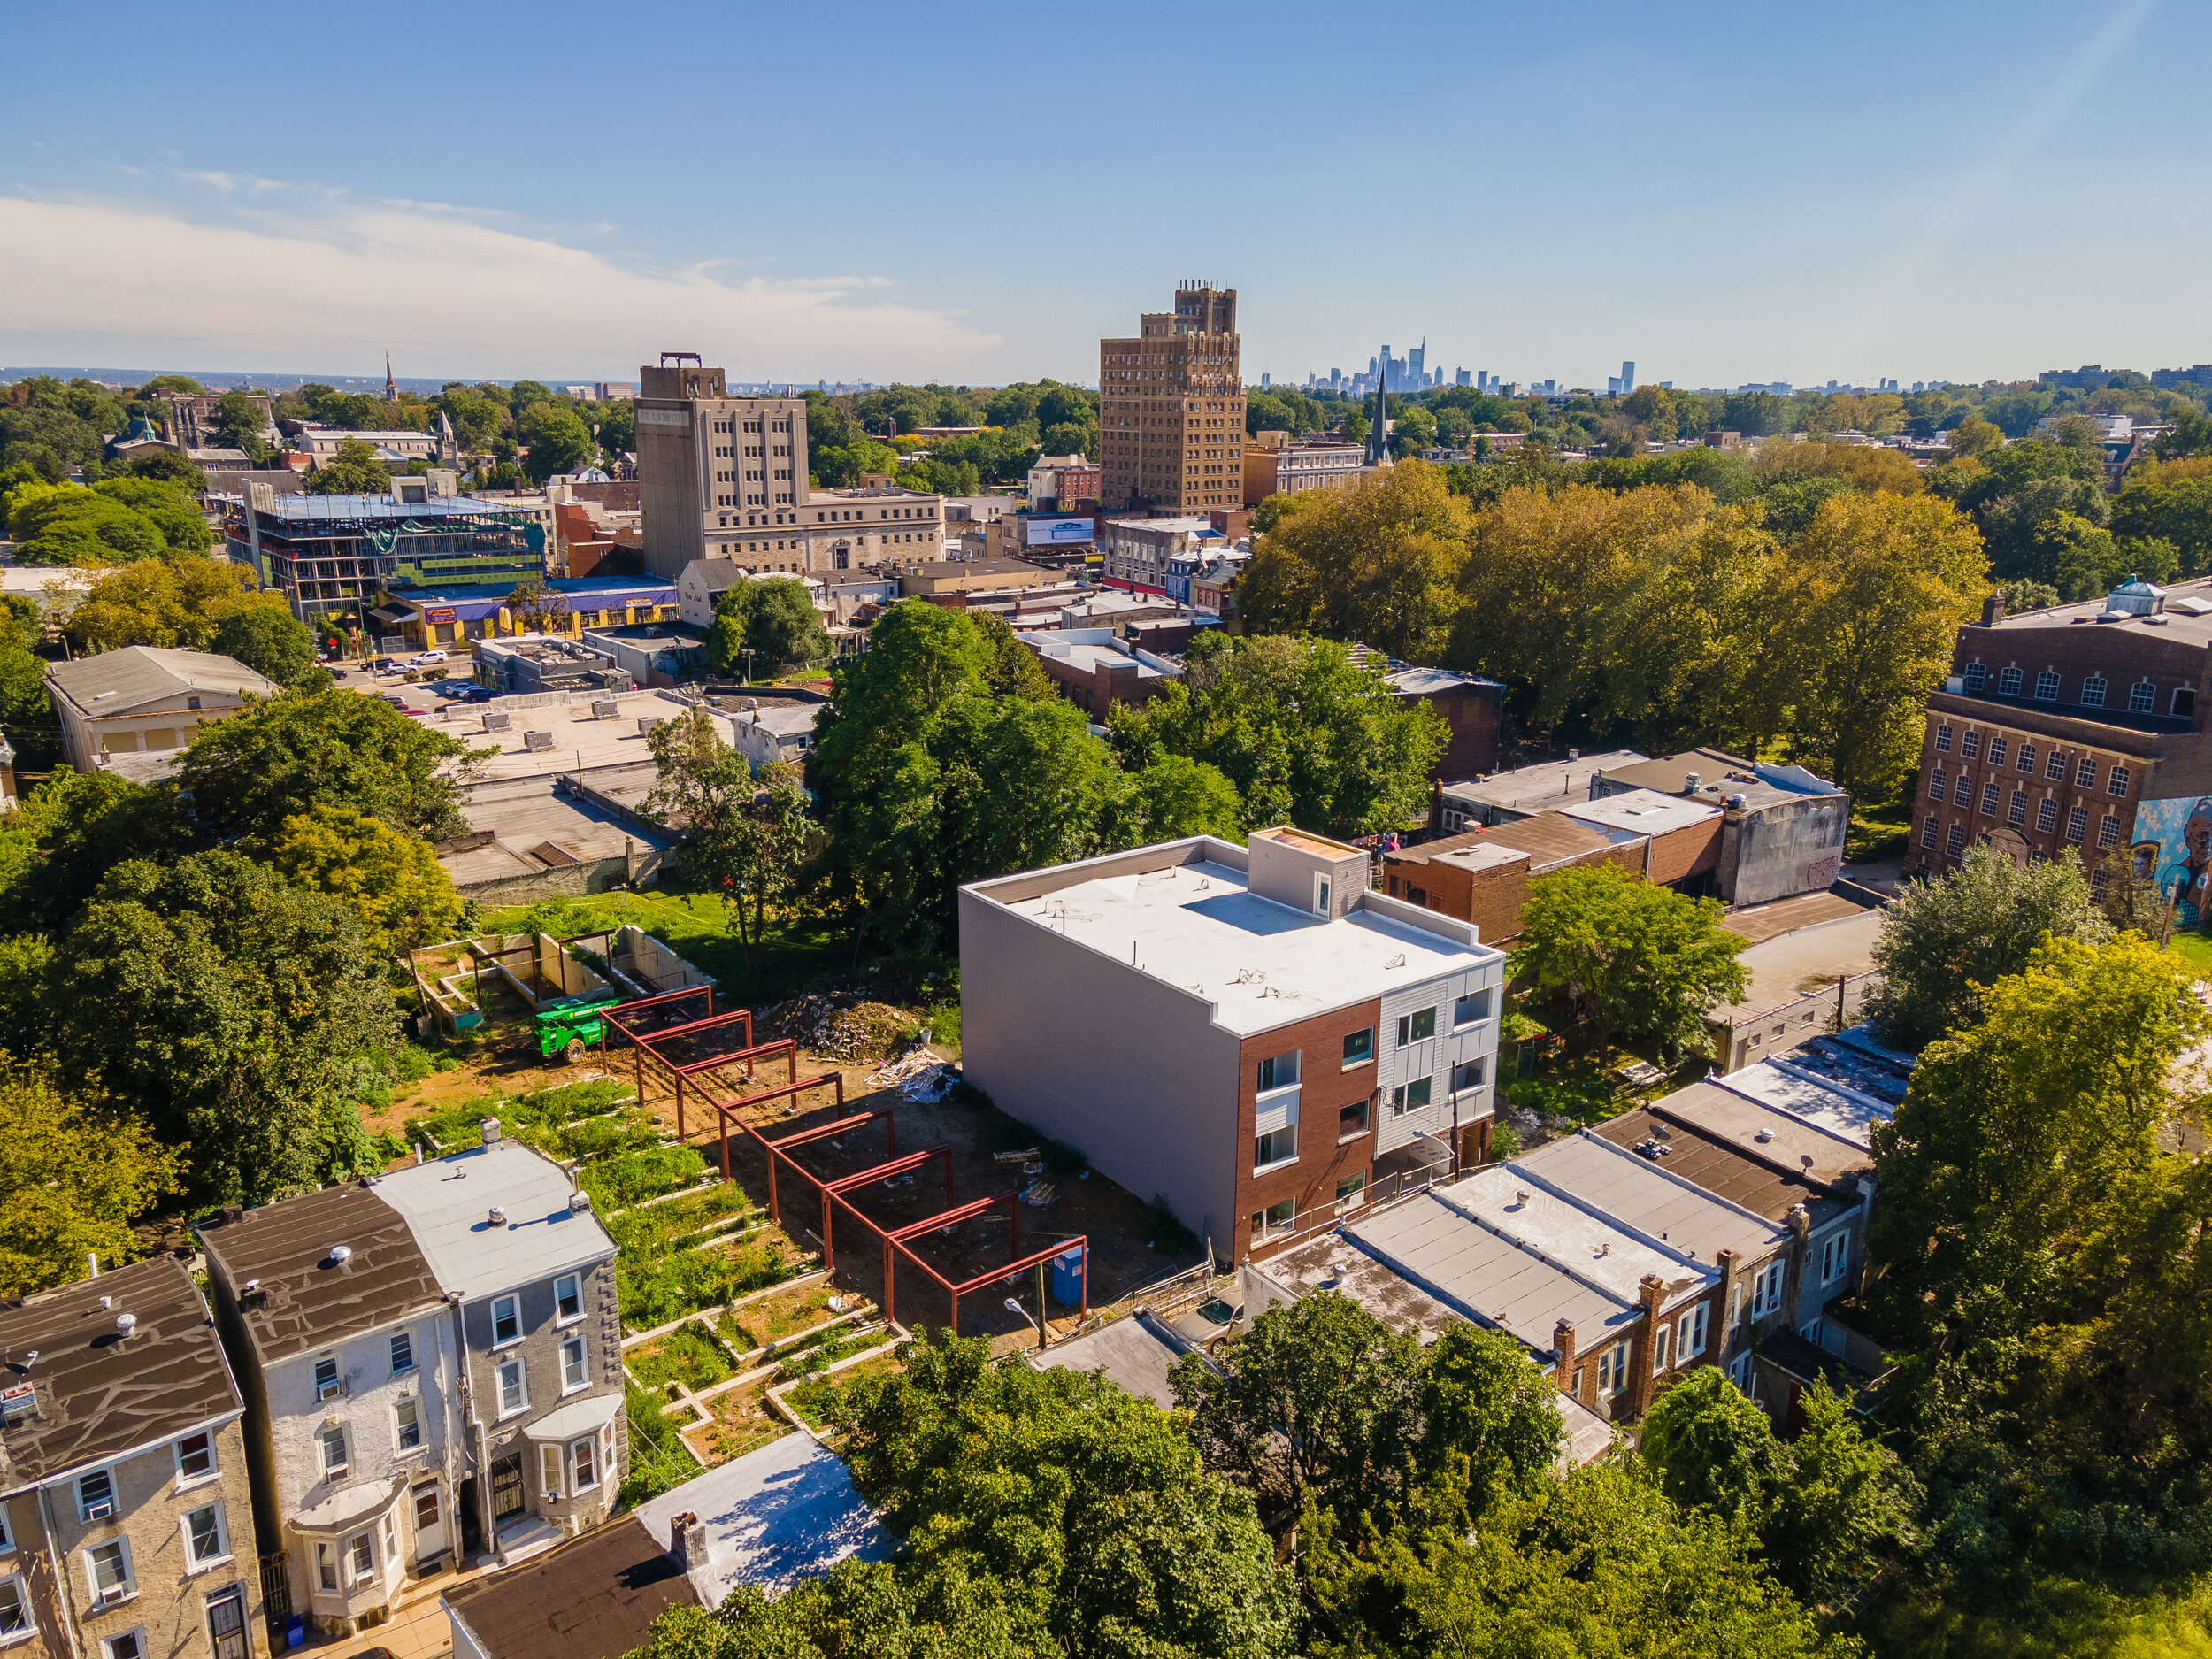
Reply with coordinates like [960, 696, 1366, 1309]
[585, 1145, 708, 1210]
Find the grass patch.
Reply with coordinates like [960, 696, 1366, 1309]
[926, 1000, 961, 1048]
[618, 1384, 703, 1507]
[771, 1325, 877, 1383]
[624, 1325, 735, 1394]
[405, 1079, 654, 1163]
[608, 1184, 756, 1255]
[720, 1283, 838, 1353]
[619, 1233, 807, 1329]
[583, 1145, 709, 1211]
[787, 1353, 901, 1432]
[704, 1386, 787, 1464]
[2165, 931, 2212, 977]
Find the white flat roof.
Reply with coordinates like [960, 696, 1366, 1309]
[1000, 857, 1494, 1035]
[1515, 1133, 1789, 1266]
[1709, 1062, 1892, 1149]
[1348, 1194, 1634, 1354]
[1649, 1080, 1874, 1186]
[1440, 750, 1647, 812]
[374, 1140, 613, 1301]
[634, 1432, 892, 1601]
[1435, 1166, 1713, 1311]
[1561, 788, 1720, 839]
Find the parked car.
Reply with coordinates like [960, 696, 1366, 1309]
[373, 657, 397, 672]
[410, 649, 448, 666]
[461, 687, 493, 703]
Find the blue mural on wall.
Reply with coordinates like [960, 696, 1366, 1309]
[2132, 795, 2212, 927]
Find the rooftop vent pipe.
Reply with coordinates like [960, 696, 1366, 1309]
[330, 1245, 353, 1265]
[1684, 772, 1701, 794]
[489, 1205, 508, 1227]
[114, 1313, 136, 1338]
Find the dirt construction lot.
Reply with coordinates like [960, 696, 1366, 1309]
[635, 1045, 1200, 1345]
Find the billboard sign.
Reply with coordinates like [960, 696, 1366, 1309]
[1026, 515, 1094, 547]
[423, 607, 458, 624]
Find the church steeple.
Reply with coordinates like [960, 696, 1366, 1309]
[384, 354, 397, 403]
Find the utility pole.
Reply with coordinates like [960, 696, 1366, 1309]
[740, 648, 757, 686]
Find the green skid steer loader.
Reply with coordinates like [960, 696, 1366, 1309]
[535, 993, 621, 1064]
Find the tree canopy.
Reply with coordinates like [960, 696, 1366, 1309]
[707, 577, 827, 677]
[55, 849, 398, 1202]
[1860, 845, 2111, 1048]
[174, 685, 480, 842]
[267, 805, 465, 956]
[0, 1056, 181, 1296]
[1513, 863, 1747, 1055]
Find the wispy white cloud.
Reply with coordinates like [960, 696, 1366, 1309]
[0, 192, 999, 379]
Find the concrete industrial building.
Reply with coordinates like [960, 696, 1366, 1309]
[634, 357, 942, 580]
[1098, 283, 1246, 514]
[1915, 580, 2212, 914]
[960, 828, 1508, 1260]
[199, 1137, 626, 1636]
[46, 646, 276, 772]
[0, 1256, 268, 1659]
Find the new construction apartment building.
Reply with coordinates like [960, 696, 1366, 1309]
[1098, 283, 1246, 515]
[634, 358, 943, 580]
[960, 827, 1507, 1259]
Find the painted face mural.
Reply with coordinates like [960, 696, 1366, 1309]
[2137, 795, 2212, 928]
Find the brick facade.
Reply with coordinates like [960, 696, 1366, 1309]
[1238, 998, 1383, 1260]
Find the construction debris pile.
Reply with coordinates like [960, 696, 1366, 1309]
[760, 994, 915, 1064]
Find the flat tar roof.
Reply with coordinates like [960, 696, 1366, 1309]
[373, 1140, 613, 1302]
[1032, 1310, 1198, 1408]
[1591, 1106, 1852, 1224]
[1712, 908, 1885, 1023]
[1435, 1167, 1712, 1312]
[985, 856, 1494, 1035]
[1561, 788, 1721, 839]
[198, 1182, 444, 1365]
[1514, 1132, 1790, 1266]
[1348, 1193, 1633, 1356]
[1709, 1064, 1892, 1151]
[1439, 750, 1647, 815]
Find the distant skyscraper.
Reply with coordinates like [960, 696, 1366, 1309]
[1455, 367, 1471, 388]
[1408, 339, 1425, 389]
[1620, 361, 1636, 396]
[1261, 372, 1271, 390]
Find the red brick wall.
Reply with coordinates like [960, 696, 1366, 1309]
[1403, 684, 1502, 780]
[1239, 999, 1381, 1260]
[1647, 818, 1724, 887]
[1913, 694, 2157, 877]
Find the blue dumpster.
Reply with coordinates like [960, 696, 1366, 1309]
[1049, 1247, 1085, 1308]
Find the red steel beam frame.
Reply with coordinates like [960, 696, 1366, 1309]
[609, 1004, 753, 1140]
[759, 1109, 898, 1217]
[818, 1145, 954, 1268]
[709, 1073, 845, 1178]
[877, 1193, 1021, 1328]
[943, 1237, 1089, 1338]
[596, 984, 715, 1089]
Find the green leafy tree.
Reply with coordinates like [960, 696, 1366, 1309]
[974, 611, 1055, 701]
[0, 768, 184, 933]
[1764, 1379, 1918, 1606]
[63, 554, 259, 654]
[174, 685, 480, 841]
[307, 436, 392, 495]
[1514, 863, 1747, 1055]
[1763, 489, 1987, 803]
[708, 576, 825, 676]
[1108, 633, 1444, 835]
[518, 401, 595, 481]
[124, 449, 208, 489]
[209, 599, 316, 684]
[87, 477, 212, 553]
[57, 849, 398, 1202]
[0, 1057, 183, 1295]
[505, 575, 572, 636]
[1238, 460, 1469, 661]
[1308, 1460, 1855, 1658]
[268, 805, 465, 956]
[808, 602, 1126, 947]
[211, 390, 270, 460]
[1642, 1365, 1790, 1524]
[825, 1331, 1299, 1658]
[10, 492, 166, 565]
[1122, 752, 1244, 842]
[1861, 845, 2110, 1048]
[644, 711, 814, 981]
[1867, 933, 2204, 1354]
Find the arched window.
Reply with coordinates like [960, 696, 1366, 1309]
[2080, 673, 2107, 708]
[2130, 679, 2157, 712]
[2176, 687, 2198, 718]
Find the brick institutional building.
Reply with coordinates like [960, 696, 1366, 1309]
[1916, 578, 2212, 919]
[1099, 283, 1246, 514]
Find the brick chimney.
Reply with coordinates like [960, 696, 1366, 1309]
[1552, 1318, 1578, 1399]
[1628, 1274, 1668, 1417]
[1980, 592, 2005, 627]
[1714, 1248, 1745, 1364]
[668, 1510, 706, 1568]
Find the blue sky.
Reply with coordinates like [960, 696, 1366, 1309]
[3, 1, 2203, 389]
